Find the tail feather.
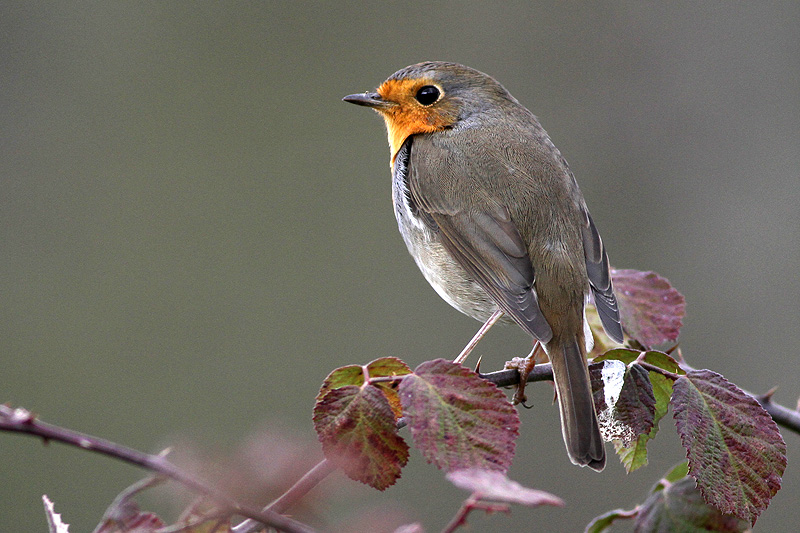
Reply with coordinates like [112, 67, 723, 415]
[549, 336, 605, 471]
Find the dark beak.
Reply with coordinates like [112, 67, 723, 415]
[342, 92, 393, 109]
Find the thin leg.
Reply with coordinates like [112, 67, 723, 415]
[510, 341, 545, 405]
[453, 309, 504, 365]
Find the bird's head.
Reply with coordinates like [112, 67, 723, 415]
[344, 61, 513, 162]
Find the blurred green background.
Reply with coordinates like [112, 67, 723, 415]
[2, 2, 798, 531]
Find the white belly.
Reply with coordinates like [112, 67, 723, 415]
[391, 162, 501, 323]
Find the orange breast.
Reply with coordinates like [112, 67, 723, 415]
[382, 110, 443, 164]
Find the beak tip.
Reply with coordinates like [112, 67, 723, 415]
[342, 92, 386, 108]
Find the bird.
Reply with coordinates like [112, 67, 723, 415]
[343, 61, 623, 471]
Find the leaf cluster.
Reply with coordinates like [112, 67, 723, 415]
[310, 269, 787, 531]
[3, 268, 791, 532]
[313, 357, 520, 489]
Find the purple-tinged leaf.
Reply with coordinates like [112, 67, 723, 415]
[611, 363, 655, 439]
[447, 469, 563, 507]
[594, 350, 682, 472]
[672, 370, 786, 524]
[94, 510, 165, 532]
[635, 476, 750, 532]
[399, 359, 519, 473]
[611, 269, 686, 347]
[313, 384, 409, 490]
[590, 361, 655, 446]
[614, 371, 674, 472]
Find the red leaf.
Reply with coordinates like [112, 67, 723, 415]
[611, 269, 685, 347]
[313, 384, 409, 490]
[399, 359, 519, 473]
[590, 350, 684, 472]
[590, 361, 655, 446]
[671, 370, 786, 524]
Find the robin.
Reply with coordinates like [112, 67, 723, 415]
[343, 61, 623, 471]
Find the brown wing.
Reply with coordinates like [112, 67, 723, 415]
[407, 137, 553, 342]
[581, 208, 624, 343]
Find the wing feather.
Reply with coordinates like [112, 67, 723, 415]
[581, 209, 624, 343]
[407, 142, 553, 342]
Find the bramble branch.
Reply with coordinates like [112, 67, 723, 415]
[757, 392, 800, 435]
[0, 404, 317, 533]
[479, 363, 800, 436]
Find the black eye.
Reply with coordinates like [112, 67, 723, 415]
[415, 85, 440, 106]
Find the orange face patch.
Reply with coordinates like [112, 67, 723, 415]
[375, 78, 457, 163]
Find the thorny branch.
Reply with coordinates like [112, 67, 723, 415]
[2, 352, 797, 533]
[0, 404, 317, 533]
[479, 362, 800, 436]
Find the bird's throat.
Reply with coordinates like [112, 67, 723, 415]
[382, 112, 440, 165]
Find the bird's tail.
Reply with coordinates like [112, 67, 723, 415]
[549, 336, 605, 471]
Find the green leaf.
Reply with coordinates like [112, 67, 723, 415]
[584, 507, 637, 533]
[654, 461, 690, 491]
[367, 357, 413, 418]
[635, 476, 751, 532]
[317, 364, 365, 397]
[313, 384, 409, 490]
[611, 269, 686, 347]
[613, 437, 647, 474]
[176, 499, 233, 533]
[614, 371, 675, 472]
[594, 348, 641, 365]
[641, 350, 685, 375]
[366, 357, 413, 378]
[316, 357, 412, 419]
[399, 359, 519, 473]
[671, 370, 786, 523]
[594, 349, 684, 375]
